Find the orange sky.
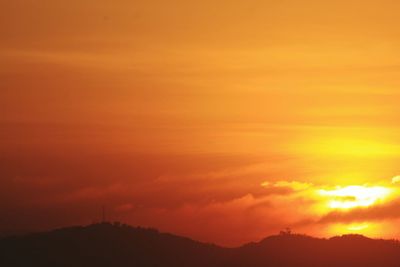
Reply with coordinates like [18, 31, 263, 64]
[2, 0, 400, 246]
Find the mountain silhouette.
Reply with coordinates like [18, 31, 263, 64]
[1, 222, 400, 267]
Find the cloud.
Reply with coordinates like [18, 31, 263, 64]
[265, 179, 400, 232]
[318, 199, 400, 224]
[262, 180, 313, 191]
[391, 175, 400, 184]
[258, 180, 315, 198]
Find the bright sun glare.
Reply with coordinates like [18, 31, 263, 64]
[318, 185, 392, 209]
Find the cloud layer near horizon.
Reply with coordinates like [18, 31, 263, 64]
[2, 148, 400, 246]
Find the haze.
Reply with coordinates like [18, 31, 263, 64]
[1, 0, 400, 246]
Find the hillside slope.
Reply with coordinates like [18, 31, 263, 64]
[1, 223, 400, 267]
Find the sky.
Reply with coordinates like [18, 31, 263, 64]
[1, 0, 400, 246]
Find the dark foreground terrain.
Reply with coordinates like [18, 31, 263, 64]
[1, 223, 400, 267]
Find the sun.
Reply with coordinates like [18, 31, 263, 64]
[318, 185, 392, 210]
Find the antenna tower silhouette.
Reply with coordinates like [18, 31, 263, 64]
[102, 205, 106, 223]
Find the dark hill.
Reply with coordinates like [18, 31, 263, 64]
[231, 233, 400, 267]
[1, 223, 400, 267]
[0, 223, 229, 267]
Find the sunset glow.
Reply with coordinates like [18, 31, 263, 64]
[327, 222, 378, 237]
[2, 0, 400, 247]
[319, 185, 392, 209]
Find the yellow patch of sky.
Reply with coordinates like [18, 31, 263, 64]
[318, 185, 392, 209]
[261, 178, 400, 237]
